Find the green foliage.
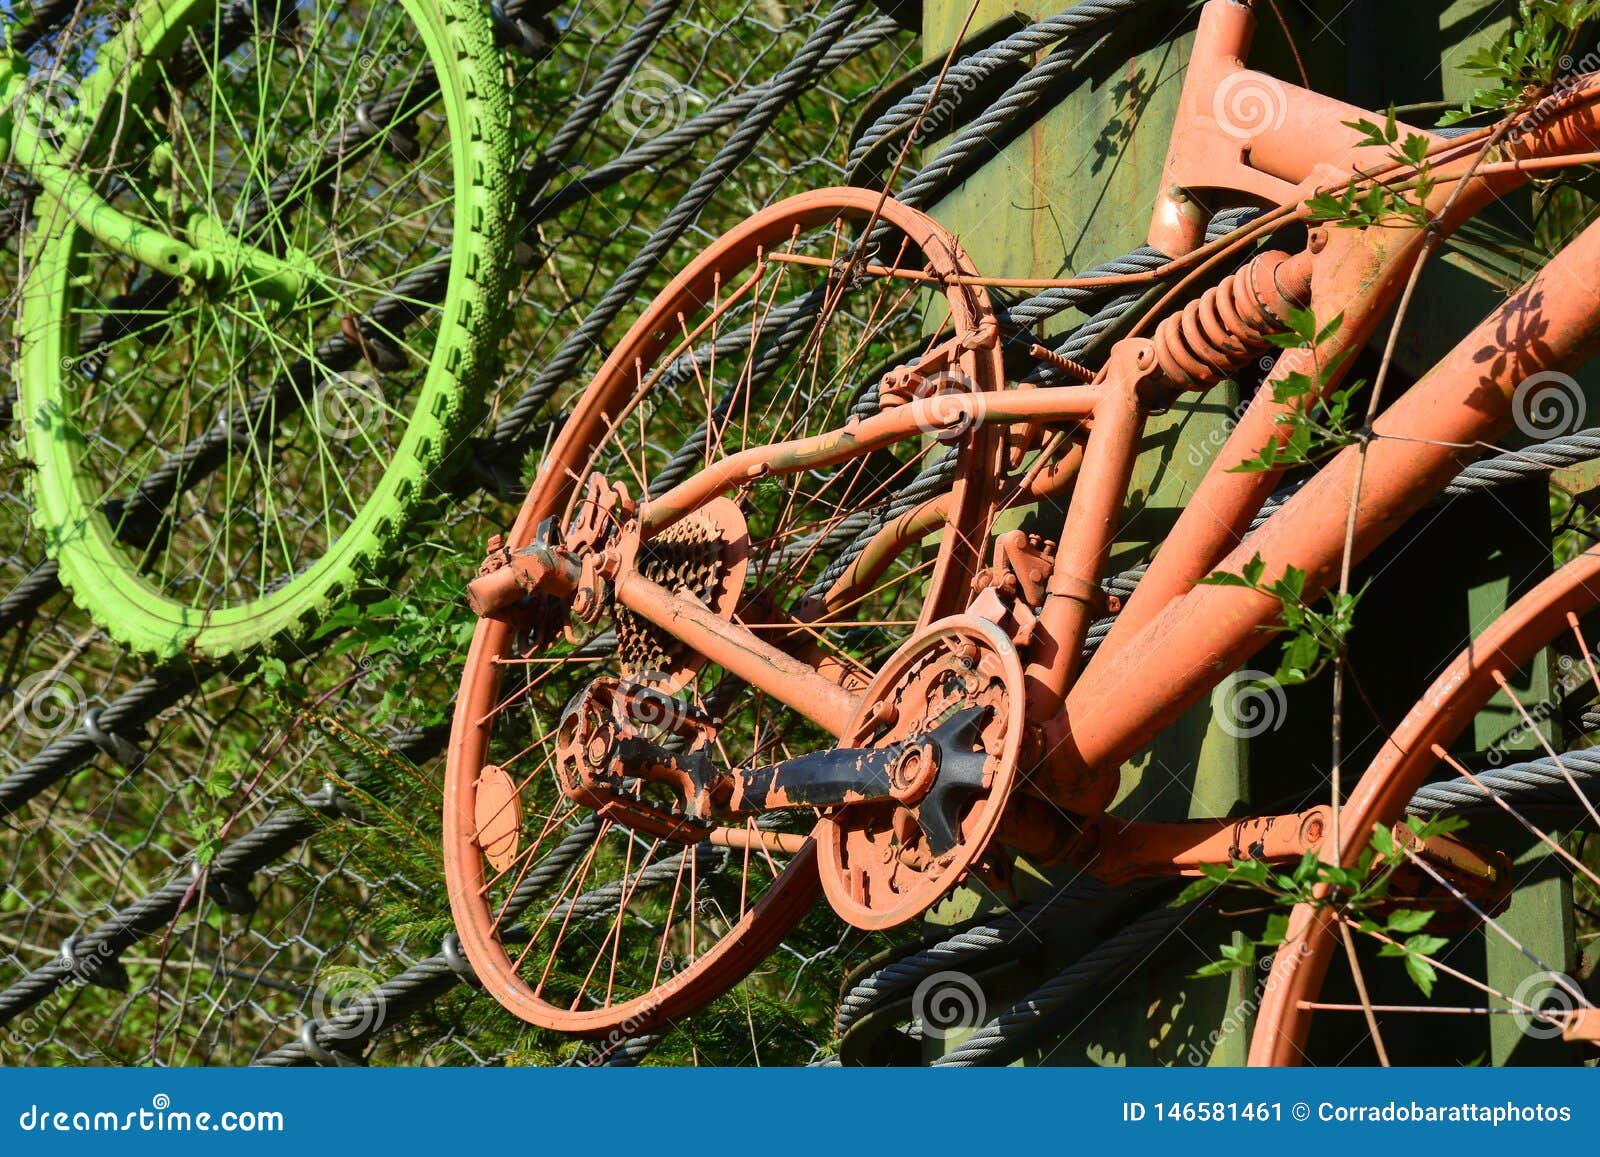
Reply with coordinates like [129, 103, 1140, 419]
[1182, 815, 1469, 997]
[309, 573, 477, 729]
[187, 738, 248, 869]
[1198, 552, 1367, 685]
[1440, 0, 1600, 125]
[1307, 109, 1437, 228]
[1228, 307, 1365, 475]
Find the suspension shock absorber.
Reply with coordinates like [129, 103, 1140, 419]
[1149, 249, 1313, 391]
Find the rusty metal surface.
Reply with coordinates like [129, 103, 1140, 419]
[816, 616, 1026, 930]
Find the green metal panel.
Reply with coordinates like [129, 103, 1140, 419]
[921, 0, 1249, 1066]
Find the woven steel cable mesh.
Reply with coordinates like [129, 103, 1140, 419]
[1, 0, 1597, 1070]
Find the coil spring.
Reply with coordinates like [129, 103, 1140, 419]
[1150, 250, 1312, 390]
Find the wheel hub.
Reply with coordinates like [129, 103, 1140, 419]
[181, 209, 322, 310]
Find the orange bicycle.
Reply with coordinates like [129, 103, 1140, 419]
[443, 0, 1600, 1062]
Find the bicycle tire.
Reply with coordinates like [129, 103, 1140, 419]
[16, 0, 514, 661]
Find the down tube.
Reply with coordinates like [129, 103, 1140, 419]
[1031, 212, 1600, 813]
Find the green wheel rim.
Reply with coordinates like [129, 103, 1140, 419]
[17, 0, 513, 661]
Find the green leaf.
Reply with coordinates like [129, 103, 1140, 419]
[1197, 570, 1256, 588]
[1230, 860, 1273, 889]
[1191, 939, 1257, 978]
[1225, 448, 1279, 474]
[203, 759, 235, 800]
[1404, 951, 1439, 997]
[1407, 813, 1467, 839]
[1270, 370, 1316, 403]
[1307, 191, 1355, 222]
[1324, 865, 1365, 890]
[1343, 117, 1391, 148]
[1291, 849, 1323, 884]
[1360, 183, 1390, 222]
[1406, 933, 1449, 958]
[1272, 566, 1308, 602]
[1285, 305, 1319, 345]
[1173, 875, 1225, 905]
[1385, 908, 1435, 935]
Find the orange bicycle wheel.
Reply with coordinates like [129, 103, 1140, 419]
[443, 189, 1006, 1035]
[1253, 549, 1600, 1064]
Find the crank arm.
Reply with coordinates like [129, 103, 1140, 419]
[561, 711, 904, 825]
[725, 706, 993, 856]
[590, 704, 993, 859]
[725, 744, 902, 815]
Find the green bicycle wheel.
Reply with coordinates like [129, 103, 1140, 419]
[16, 0, 513, 661]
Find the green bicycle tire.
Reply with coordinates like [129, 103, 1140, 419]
[16, 0, 514, 662]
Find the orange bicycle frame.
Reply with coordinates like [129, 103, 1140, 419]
[472, 0, 1600, 883]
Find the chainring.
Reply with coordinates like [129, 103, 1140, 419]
[815, 615, 1025, 930]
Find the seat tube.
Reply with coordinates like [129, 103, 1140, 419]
[1023, 358, 1150, 717]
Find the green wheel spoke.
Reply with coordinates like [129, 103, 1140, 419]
[18, 0, 512, 660]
